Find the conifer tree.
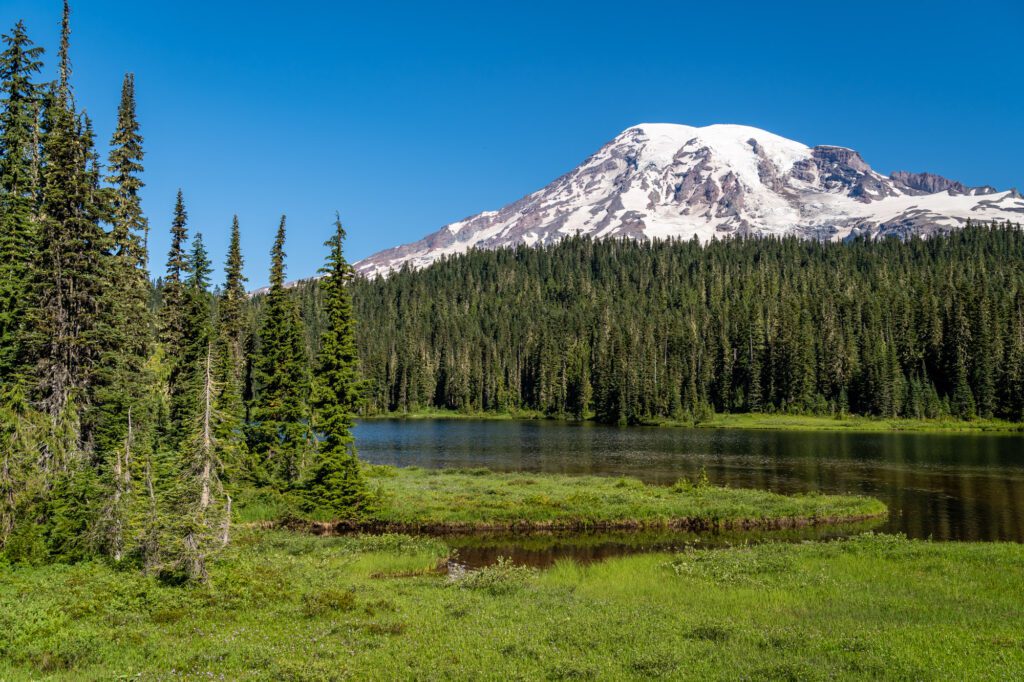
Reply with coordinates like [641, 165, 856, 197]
[215, 217, 249, 478]
[91, 73, 155, 561]
[249, 216, 311, 486]
[57, 0, 72, 103]
[22, 2, 117, 558]
[305, 216, 371, 516]
[0, 13, 68, 563]
[219, 216, 247, 376]
[175, 343, 231, 581]
[106, 74, 147, 268]
[160, 190, 189, 350]
[0, 20, 43, 388]
[168, 233, 214, 443]
[31, 6, 108, 465]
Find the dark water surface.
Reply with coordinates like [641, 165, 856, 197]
[353, 419, 1024, 565]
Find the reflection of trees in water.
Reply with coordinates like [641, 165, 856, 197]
[354, 420, 1024, 542]
[444, 522, 885, 569]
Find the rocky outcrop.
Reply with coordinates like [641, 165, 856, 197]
[890, 171, 968, 195]
[796, 146, 898, 202]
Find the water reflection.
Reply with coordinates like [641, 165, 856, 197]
[441, 521, 885, 568]
[354, 419, 1024, 542]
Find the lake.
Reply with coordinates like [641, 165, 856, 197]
[354, 419, 1024, 544]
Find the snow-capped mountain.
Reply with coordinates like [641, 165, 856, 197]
[355, 123, 1024, 278]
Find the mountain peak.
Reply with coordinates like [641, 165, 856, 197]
[355, 124, 1023, 278]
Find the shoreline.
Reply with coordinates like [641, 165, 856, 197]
[270, 510, 888, 536]
[359, 408, 1024, 434]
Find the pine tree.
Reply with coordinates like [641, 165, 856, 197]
[106, 74, 147, 268]
[157, 190, 194, 449]
[160, 189, 189, 350]
[168, 233, 214, 443]
[249, 216, 311, 485]
[91, 73, 155, 561]
[305, 216, 371, 516]
[57, 0, 72, 103]
[0, 20, 44, 387]
[219, 216, 247, 376]
[215, 216, 249, 479]
[31, 7, 109, 465]
[175, 343, 231, 581]
[0, 19, 45, 554]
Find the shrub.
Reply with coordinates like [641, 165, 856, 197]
[672, 466, 711, 493]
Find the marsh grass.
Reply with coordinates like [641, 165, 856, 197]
[360, 465, 886, 531]
[2, 531, 1022, 680]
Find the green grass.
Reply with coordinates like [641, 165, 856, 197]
[361, 406, 547, 421]
[668, 411, 1024, 433]
[2, 531, 1022, 680]
[234, 466, 887, 530]
[362, 407, 1024, 433]
[291, 465, 885, 531]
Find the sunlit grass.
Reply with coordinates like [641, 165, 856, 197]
[2, 531, 1022, 680]
[364, 465, 887, 531]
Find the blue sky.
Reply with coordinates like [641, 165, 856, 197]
[3, 0, 1022, 287]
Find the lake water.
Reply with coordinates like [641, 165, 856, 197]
[353, 419, 1024, 564]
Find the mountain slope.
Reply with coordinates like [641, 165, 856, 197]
[355, 123, 1024, 277]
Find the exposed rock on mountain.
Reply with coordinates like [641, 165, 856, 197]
[356, 123, 1023, 277]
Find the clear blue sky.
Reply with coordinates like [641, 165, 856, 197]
[4, 0, 1022, 287]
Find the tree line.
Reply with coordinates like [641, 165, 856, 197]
[342, 223, 1024, 425]
[0, 4, 368, 578]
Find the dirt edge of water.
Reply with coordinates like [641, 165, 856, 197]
[261, 511, 889, 536]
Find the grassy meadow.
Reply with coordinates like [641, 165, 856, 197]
[2, 531, 1022, 680]
[236, 465, 887, 531]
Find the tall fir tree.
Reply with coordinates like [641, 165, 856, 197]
[57, 0, 72, 102]
[160, 189, 188, 349]
[168, 232, 214, 443]
[143, 341, 230, 582]
[158, 190, 191, 447]
[215, 216, 249, 479]
[18, 3, 114, 560]
[91, 73, 155, 561]
[219, 215, 247, 374]
[305, 216, 371, 516]
[249, 216, 311, 486]
[31, 5, 109, 464]
[174, 342, 231, 582]
[0, 20, 43, 389]
[0, 20, 46, 558]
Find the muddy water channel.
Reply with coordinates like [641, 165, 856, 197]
[353, 419, 1024, 566]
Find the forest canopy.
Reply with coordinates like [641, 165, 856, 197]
[332, 225, 1024, 425]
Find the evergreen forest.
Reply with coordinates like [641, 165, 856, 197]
[341, 225, 1024, 425]
[0, 5, 368, 577]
